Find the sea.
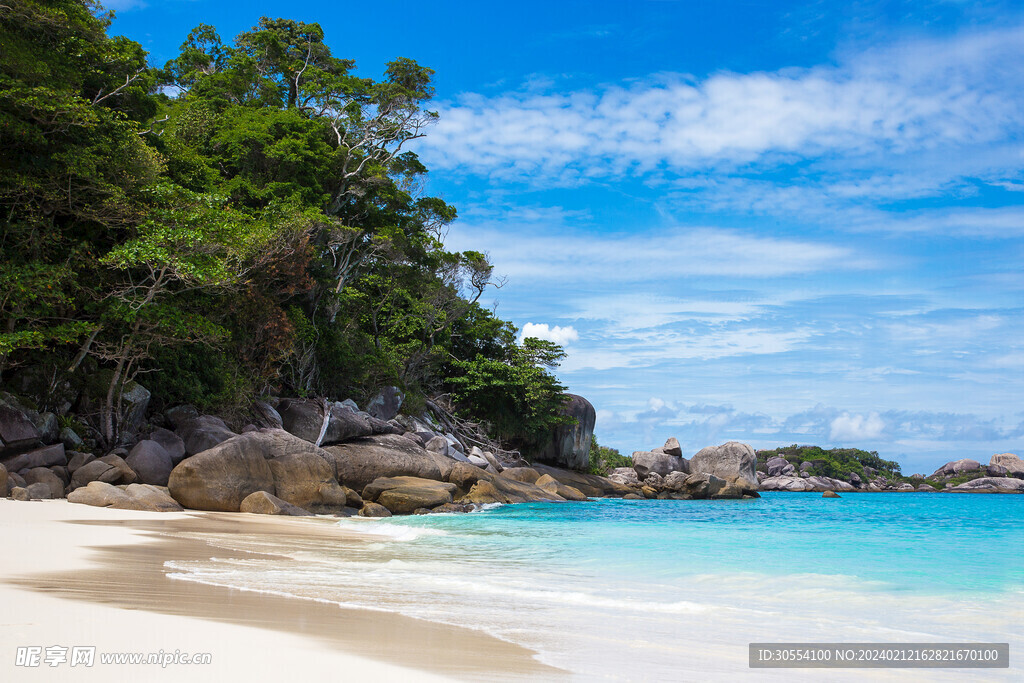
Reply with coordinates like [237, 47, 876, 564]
[165, 493, 1024, 681]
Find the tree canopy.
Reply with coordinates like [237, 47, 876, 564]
[0, 1, 571, 452]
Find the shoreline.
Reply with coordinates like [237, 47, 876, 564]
[0, 499, 560, 682]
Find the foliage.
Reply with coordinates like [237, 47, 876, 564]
[756, 444, 903, 480]
[587, 436, 632, 476]
[0, 4, 574, 451]
[448, 338, 572, 450]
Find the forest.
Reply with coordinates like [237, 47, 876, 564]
[0, 1, 571, 452]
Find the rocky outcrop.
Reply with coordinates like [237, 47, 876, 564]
[366, 386, 404, 421]
[22, 468, 64, 498]
[689, 442, 758, 492]
[449, 462, 560, 504]
[149, 427, 187, 465]
[2, 443, 66, 473]
[990, 453, 1024, 478]
[532, 394, 596, 471]
[823, 490, 840, 498]
[632, 450, 688, 479]
[534, 474, 588, 501]
[766, 456, 795, 477]
[531, 464, 633, 498]
[322, 434, 446, 492]
[0, 402, 42, 455]
[932, 458, 983, 477]
[950, 477, 1024, 493]
[277, 398, 398, 447]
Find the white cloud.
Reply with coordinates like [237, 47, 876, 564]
[417, 25, 1024, 178]
[518, 322, 579, 346]
[829, 412, 887, 441]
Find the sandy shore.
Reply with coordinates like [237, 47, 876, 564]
[0, 499, 558, 682]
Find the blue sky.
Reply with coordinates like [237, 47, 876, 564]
[107, 1, 1024, 473]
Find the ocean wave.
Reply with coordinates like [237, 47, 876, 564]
[333, 519, 450, 541]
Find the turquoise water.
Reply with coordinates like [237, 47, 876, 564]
[167, 493, 1024, 680]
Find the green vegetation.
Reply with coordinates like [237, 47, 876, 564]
[756, 445, 903, 480]
[587, 436, 631, 476]
[0, 2, 569, 450]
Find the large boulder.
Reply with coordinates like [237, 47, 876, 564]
[951, 477, 1024, 493]
[362, 476, 457, 515]
[176, 415, 237, 456]
[607, 467, 639, 487]
[933, 458, 983, 477]
[534, 474, 588, 501]
[22, 468, 65, 498]
[448, 462, 560, 504]
[70, 459, 120, 490]
[97, 454, 137, 484]
[119, 382, 151, 438]
[126, 440, 174, 486]
[632, 451, 688, 479]
[168, 429, 348, 513]
[366, 386, 404, 421]
[148, 428, 187, 464]
[123, 484, 185, 511]
[766, 457, 795, 477]
[500, 467, 542, 484]
[2, 442, 66, 473]
[990, 453, 1024, 478]
[532, 394, 596, 472]
[0, 402, 42, 455]
[689, 442, 758, 492]
[322, 434, 445, 492]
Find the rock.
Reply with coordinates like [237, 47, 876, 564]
[176, 415, 237, 456]
[69, 481, 132, 507]
[467, 454, 489, 468]
[322, 434, 444, 492]
[31, 412, 60, 444]
[165, 404, 199, 428]
[689, 442, 758, 492]
[0, 402, 41, 454]
[632, 451, 689, 479]
[934, 458, 982, 477]
[990, 453, 1024, 478]
[535, 474, 588, 501]
[59, 427, 84, 450]
[169, 430, 349, 513]
[361, 476, 457, 515]
[342, 485, 363, 509]
[337, 398, 360, 413]
[681, 472, 726, 498]
[424, 435, 449, 456]
[149, 427, 187, 464]
[119, 382, 151, 437]
[98, 454, 137, 484]
[0, 463, 6, 498]
[533, 394, 596, 471]
[366, 386, 404, 421]
[897, 483, 915, 491]
[759, 476, 814, 491]
[478, 449, 503, 472]
[121, 484, 183, 511]
[532, 464, 633, 498]
[70, 460, 119, 490]
[358, 502, 392, 517]
[24, 481, 52, 499]
[278, 398, 399, 446]
[66, 481, 183, 511]
[766, 457, 790, 477]
[2, 443, 66, 473]
[917, 484, 937, 492]
[800, 461, 813, 472]
[823, 490, 841, 498]
[756, 471, 767, 483]
[401, 432, 426, 448]
[11, 486, 32, 501]
[501, 467, 542, 484]
[125, 440, 174, 486]
[987, 464, 1008, 477]
[661, 437, 683, 457]
[848, 472, 862, 486]
[22, 468, 64, 498]
[66, 453, 93, 475]
[448, 462, 561, 504]
[240, 491, 313, 516]
[607, 467, 639, 487]
[623, 493, 643, 500]
[251, 400, 284, 429]
[951, 477, 1024, 493]
[432, 502, 473, 513]
[640, 485, 658, 499]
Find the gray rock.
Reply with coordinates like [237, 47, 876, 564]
[632, 451, 688, 478]
[120, 383, 151, 437]
[661, 437, 683, 457]
[689, 441, 758, 492]
[165, 404, 199, 428]
[321, 434, 445, 492]
[534, 473, 588, 501]
[823, 490, 841, 498]
[60, 427, 84, 450]
[532, 394, 596, 472]
[918, 484, 937, 491]
[148, 427, 187, 464]
[31, 412, 60, 444]
[0, 402, 41, 454]
[66, 451, 95, 473]
[766, 456, 790, 477]
[424, 436, 449, 456]
[681, 472, 726, 498]
[362, 476, 457, 515]
[935, 458, 983, 476]
[0, 463, 6, 498]
[97, 454, 137, 484]
[608, 467, 639, 486]
[951, 477, 1024, 493]
[987, 464, 1008, 477]
[531, 464, 634, 498]
[339, 399, 360, 413]
[176, 415, 237, 456]
[278, 398, 390, 446]
[401, 432, 426, 448]
[358, 501, 392, 517]
[800, 461, 813, 472]
[11, 486, 32, 501]
[760, 476, 813, 491]
[251, 400, 284, 429]
[366, 386, 404, 421]
[467, 454, 489, 468]
[22, 467, 64, 498]
[2, 443, 66, 473]
[123, 484, 185, 511]
[67, 481, 183, 511]
[70, 460, 119, 490]
[25, 481, 54, 499]
[240, 490, 313, 516]
[126, 440, 174, 486]
[990, 453, 1024, 478]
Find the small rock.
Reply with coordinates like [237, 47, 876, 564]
[11, 486, 32, 501]
[358, 502, 392, 517]
[240, 491, 313, 516]
[822, 490, 841, 498]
